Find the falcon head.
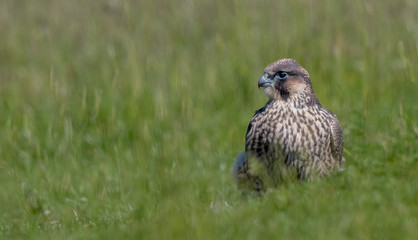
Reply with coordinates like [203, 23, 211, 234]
[258, 58, 314, 101]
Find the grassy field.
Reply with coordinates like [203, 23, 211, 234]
[0, 0, 417, 239]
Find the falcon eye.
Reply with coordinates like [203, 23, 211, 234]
[275, 71, 288, 79]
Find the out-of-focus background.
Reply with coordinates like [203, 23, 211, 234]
[0, 0, 417, 239]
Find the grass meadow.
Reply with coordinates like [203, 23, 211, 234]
[0, 0, 417, 239]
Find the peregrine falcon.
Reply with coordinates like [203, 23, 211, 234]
[234, 58, 344, 195]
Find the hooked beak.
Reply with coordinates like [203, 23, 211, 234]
[258, 74, 274, 88]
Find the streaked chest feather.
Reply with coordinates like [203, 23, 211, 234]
[246, 101, 332, 158]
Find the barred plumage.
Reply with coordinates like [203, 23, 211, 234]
[234, 59, 344, 195]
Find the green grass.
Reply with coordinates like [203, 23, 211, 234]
[0, 0, 417, 239]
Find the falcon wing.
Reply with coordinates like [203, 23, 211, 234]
[328, 112, 344, 163]
[244, 100, 271, 153]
